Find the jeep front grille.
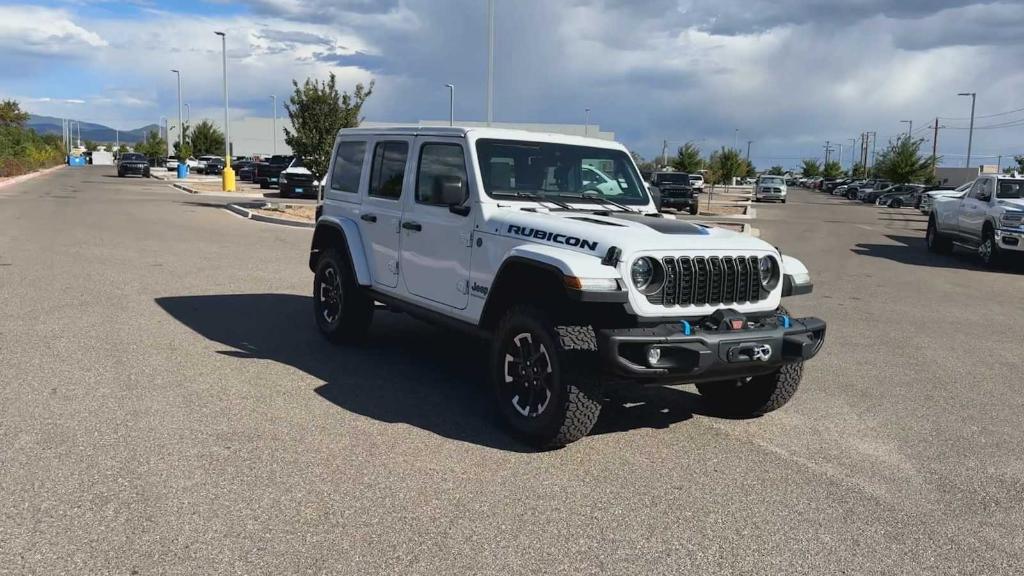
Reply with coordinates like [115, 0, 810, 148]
[647, 256, 766, 307]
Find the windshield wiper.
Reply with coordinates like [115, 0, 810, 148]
[562, 192, 638, 213]
[493, 191, 575, 211]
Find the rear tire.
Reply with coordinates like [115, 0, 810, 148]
[312, 248, 373, 344]
[259, 181, 270, 190]
[891, 198, 903, 208]
[491, 306, 602, 448]
[926, 217, 953, 254]
[696, 361, 803, 417]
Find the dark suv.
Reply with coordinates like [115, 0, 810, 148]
[117, 153, 150, 178]
[650, 171, 699, 215]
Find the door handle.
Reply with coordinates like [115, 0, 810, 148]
[401, 221, 422, 232]
[360, 214, 377, 223]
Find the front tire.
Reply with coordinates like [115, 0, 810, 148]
[312, 249, 373, 344]
[696, 362, 803, 417]
[491, 307, 602, 448]
[978, 227, 1002, 267]
[891, 198, 903, 208]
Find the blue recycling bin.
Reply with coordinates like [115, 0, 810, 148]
[68, 156, 86, 166]
[177, 163, 189, 179]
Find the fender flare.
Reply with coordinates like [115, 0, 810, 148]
[310, 216, 372, 286]
[781, 254, 813, 297]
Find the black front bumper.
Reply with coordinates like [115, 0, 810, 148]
[662, 196, 697, 209]
[120, 165, 149, 176]
[598, 316, 826, 384]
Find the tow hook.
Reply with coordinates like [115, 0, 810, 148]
[727, 342, 774, 363]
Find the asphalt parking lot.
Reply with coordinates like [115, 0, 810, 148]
[1, 167, 1022, 575]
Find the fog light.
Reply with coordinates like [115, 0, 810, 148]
[647, 347, 662, 366]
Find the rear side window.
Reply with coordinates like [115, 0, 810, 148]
[416, 143, 467, 205]
[368, 141, 409, 200]
[330, 141, 366, 194]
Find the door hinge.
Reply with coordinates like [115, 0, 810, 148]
[460, 231, 473, 247]
[387, 260, 399, 275]
[457, 279, 469, 294]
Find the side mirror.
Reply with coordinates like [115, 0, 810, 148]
[435, 175, 470, 215]
[648, 185, 662, 211]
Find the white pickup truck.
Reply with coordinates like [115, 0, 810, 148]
[927, 173, 1024, 266]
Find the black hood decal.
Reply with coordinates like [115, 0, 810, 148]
[601, 212, 709, 235]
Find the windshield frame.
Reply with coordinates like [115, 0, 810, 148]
[474, 138, 651, 207]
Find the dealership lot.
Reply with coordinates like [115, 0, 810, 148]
[1, 167, 1022, 574]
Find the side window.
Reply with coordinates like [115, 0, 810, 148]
[970, 178, 992, 200]
[968, 179, 985, 199]
[368, 141, 409, 200]
[330, 141, 366, 194]
[416, 143, 468, 205]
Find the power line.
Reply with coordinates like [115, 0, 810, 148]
[939, 105, 1024, 121]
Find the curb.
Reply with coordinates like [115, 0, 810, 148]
[0, 164, 65, 190]
[226, 202, 315, 228]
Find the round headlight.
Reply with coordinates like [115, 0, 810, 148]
[758, 256, 780, 290]
[631, 257, 654, 290]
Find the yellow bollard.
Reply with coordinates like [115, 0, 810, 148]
[222, 165, 236, 192]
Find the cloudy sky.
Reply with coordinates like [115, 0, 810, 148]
[3, 0, 1023, 169]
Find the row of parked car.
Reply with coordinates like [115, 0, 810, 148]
[157, 154, 318, 198]
[803, 177, 957, 210]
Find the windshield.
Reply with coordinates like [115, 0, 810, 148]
[996, 180, 1024, 199]
[760, 176, 785, 185]
[655, 173, 690, 185]
[476, 139, 650, 206]
[689, 175, 703, 183]
[121, 154, 145, 162]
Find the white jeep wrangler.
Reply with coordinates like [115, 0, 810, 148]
[309, 127, 826, 447]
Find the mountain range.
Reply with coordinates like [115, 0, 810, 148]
[27, 115, 160, 145]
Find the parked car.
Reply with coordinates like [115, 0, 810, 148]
[308, 125, 826, 447]
[914, 185, 955, 209]
[859, 181, 897, 203]
[849, 180, 891, 200]
[649, 171, 699, 215]
[166, 157, 179, 171]
[689, 173, 705, 193]
[920, 181, 972, 215]
[927, 174, 1024, 266]
[823, 179, 850, 194]
[875, 184, 926, 207]
[256, 155, 294, 189]
[117, 153, 151, 178]
[204, 157, 225, 176]
[278, 157, 317, 198]
[754, 175, 788, 203]
[232, 160, 257, 182]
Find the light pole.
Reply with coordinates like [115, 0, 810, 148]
[958, 92, 976, 168]
[746, 140, 753, 162]
[848, 138, 856, 170]
[185, 103, 190, 126]
[584, 107, 590, 136]
[271, 95, 277, 155]
[171, 69, 182, 162]
[486, 0, 494, 126]
[446, 84, 455, 127]
[215, 31, 234, 191]
[900, 119, 912, 137]
[733, 128, 739, 151]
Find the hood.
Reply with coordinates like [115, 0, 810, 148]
[282, 166, 312, 176]
[997, 199, 1024, 211]
[490, 208, 771, 258]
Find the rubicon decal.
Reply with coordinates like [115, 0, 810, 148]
[506, 225, 599, 251]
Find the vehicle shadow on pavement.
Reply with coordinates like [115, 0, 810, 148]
[156, 293, 537, 452]
[155, 293, 734, 450]
[851, 234, 1024, 273]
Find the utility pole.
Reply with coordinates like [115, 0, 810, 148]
[215, 31, 233, 191]
[958, 92, 976, 168]
[901, 120, 912, 137]
[931, 117, 939, 178]
[584, 107, 590, 136]
[271, 95, 277, 155]
[848, 138, 856, 171]
[171, 69, 182, 161]
[486, 0, 494, 126]
[746, 140, 753, 162]
[661, 139, 668, 167]
[869, 131, 877, 173]
[733, 128, 739, 151]
[837, 143, 843, 169]
[824, 140, 831, 165]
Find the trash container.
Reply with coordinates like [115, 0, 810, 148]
[177, 163, 189, 179]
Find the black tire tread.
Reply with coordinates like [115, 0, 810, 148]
[314, 248, 373, 345]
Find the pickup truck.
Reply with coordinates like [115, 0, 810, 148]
[256, 155, 294, 189]
[927, 173, 1024, 266]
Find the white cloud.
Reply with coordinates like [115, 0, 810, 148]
[0, 6, 107, 56]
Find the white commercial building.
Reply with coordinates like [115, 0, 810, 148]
[165, 117, 611, 158]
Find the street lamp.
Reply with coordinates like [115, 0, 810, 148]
[900, 119, 912, 136]
[958, 92, 976, 168]
[445, 84, 455, 127]
[170, 70, 182, 161]
[271, 95, 277, 155]
[214, 31, 234, 191]
[584, 107, 590, 136]
[734, 128, 739, 151]
[185, 103, 190, 126]
[486, 0, 494, 126]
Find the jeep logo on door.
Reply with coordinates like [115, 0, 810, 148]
[506, 225, 599, 252]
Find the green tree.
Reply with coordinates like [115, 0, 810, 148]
[285, 72, 374, 181]
[0, 99, 30, 128]
[117, 144, 129, 154]
[850, 161, 866, 178]
[137, 130, 167, 159]
[1011, 155, 1024, 174]
[671, 142, 703, 173]
[768, 165, 785, 176]
[706, 147, 745, 186]
[84, 140, 98, 152]
[800, 159, 821, 178]
[630, 150, 658, 175]
[189, 120, 225, 157]
[873, 135, 936, 184]
[822, 160, 844, 179]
